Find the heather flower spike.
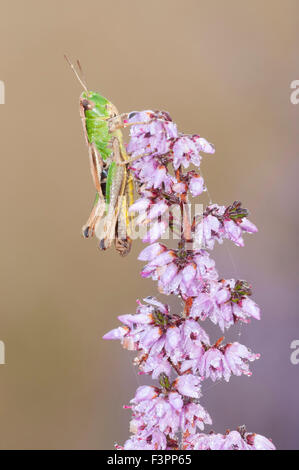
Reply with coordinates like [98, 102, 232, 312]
[103, 109, 275, 450]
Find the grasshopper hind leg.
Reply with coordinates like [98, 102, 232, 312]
[97, 138, 127, 253]
[114, 226, 132, 257]
[114, 190, 132, 256]
[82, 191, 106, 239]
[115, 144, 134, 256]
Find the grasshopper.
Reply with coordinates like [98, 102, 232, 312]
[65, 57, 138, 256]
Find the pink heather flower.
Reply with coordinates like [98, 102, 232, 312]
[172, 136, 201, 170]
[138, 318, 209, 378]
[127, 112, 214, 193]
[103, 295, 184, 365]
[137, 241, 166, 261]
[190, 279, 260, 331]
[224, 342, 260, 377]
[198, 342, 260, 382]
[246, 433, 276, 450]
[183, 432, 214, 450]
[128, 386, 211, 440]
[172, 135, 214, 171]
[184, 431, 249, 450]
[107, 301, 259, 385]
[104, 298, 212, 378]
[145, 198, 169, 221]
[129, 190, 177, 242]
[223, 219, 245, 246]
[193, 135, 215, 155]
[181, 401, 212, 434]
[183, 429, 275, 450]
[127, 110, 178, 158]
[198, 347, 228, 381]
[138, 318, 210, 378]
[129, 388, 181, 437]
[194, 212, 222, 250]
[142, 220, 169, 244]
[172, 181, 187, 194]
[123, 429, 170, 450]
[189, 174, 206, 197]
[133, 385, 159, 402]
[139, 244, 218, 298]
[103, 297, 173, 352]
[130, 155, 174, 191]
[173, 375, 202, 399]
[182, 318, 210, 348]
[194, 202, 258, 249]
[137, 353, 172, 379]
[239, 217, 258, 233]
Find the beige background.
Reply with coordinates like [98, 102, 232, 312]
[0, 0, 298, 449]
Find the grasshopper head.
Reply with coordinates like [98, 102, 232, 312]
[81, 91, 111, 118]
[81, 91, 119, 120]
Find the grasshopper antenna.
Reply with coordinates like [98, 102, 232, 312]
[64, 55, 88, 92]
[76, 60, 88, 90]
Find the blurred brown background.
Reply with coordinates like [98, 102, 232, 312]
[0, 0, 298, 450]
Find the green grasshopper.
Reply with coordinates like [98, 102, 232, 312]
[66, 57, 138, 256]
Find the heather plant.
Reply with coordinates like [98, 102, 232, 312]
[103, 110, 275, 450]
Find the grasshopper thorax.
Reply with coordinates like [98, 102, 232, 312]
[80, 91, 120, 162]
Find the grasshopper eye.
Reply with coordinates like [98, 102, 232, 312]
[82, 99, 91, 110]
[128, 112, 137, 119]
